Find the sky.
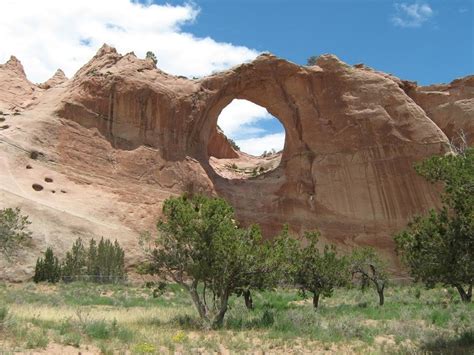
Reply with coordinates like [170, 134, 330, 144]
[0, 0, 472, 155]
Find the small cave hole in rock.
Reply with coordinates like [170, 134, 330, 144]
[51, 190, 56, 194]
[208, 99, 285, 179]
[0, 125, 9, 130]
[44, 177, 53, 183]
[60, 190, 67, 193]
[29, 151, 44, 160]
[32, 184, 44, 191]
[26, 165, 32, 169]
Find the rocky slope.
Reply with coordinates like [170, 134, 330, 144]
[0, 45, 472, 281]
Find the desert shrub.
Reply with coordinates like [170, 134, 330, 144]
[84, 318, 133, 342]
[228, 138, 240, 151]
[84, 319, 111, 339]
[145, 51, 157, 65]
[0, 207, 32, 258]
[62, 332, 81, 347]
[26, 329, 49, 349]
[307, 56, 318, 66]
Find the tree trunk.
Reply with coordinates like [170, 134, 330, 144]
[313, 291, 320, 309]
[455, 284, 472, 303]
[188, 284, 210, 326]
[243, 289, 253, 310]
[211, 290, 230, 329]
[374, 280, 385, 306]
[377, 287, 385, 306]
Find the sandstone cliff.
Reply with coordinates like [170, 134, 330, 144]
[403, 76, 474, 144]
[0, 45, 472, 281]
[38, 69, 68, 90]
[0, 56, 40, 110]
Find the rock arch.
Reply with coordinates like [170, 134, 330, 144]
[192, 54, 448, 253]
[57, 46, 450, 264]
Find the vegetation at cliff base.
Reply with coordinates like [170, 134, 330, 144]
[1, 148, 473, 353]
[395, 147, 473, 302]
[0, 282, 473, 353]
[34, 237, 125, 284]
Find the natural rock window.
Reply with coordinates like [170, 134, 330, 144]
[208, 99, 285, 179]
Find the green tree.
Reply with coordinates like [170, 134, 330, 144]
[87, 238, 98, 277]
[395, 147, 474, 302]
[35, 237, 125, 284]
[62, 238, 86, 282]
[146, 51, 157, 65]
[34, 247, 61, 283]
[94, 237, 125, 283]
[307, 56, 318, 66]
[142, 194, 270, 328]
[33, 257, 45, 283]
[0, 207, 32, 258]
[284, 228, 349, 308]
[350, 247, 388, 305]
[234, 227, 284, 310]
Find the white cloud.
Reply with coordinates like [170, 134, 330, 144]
[217, 99, 285, 156]
[0, 1, 283, 156]
[391, 2, 434, 28]
[217, 99, 272, 139]
[236, 133, 285, 156]
[0, 0, 259, 83]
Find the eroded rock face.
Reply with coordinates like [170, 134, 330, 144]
[403, 76, 474, 145]
[56, 46, 452, 254]
[0, 56, 40, 109]
[38, 69, 68, 90]
[0, 45, 472, 280]
[207, 127, 239, 159]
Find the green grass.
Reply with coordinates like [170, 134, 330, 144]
[25, 329, 49, 349]
[0, 304, 8, 324]
[0, 282, 473, 353]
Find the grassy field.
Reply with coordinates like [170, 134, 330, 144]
[0, 281, 473, 354]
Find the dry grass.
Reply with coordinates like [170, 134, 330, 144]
[0, 282, 473, 354]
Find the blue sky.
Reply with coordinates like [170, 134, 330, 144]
[182, 0, 473, 154]
[174, 0, 473, 85]
[0, 0, 472, 155]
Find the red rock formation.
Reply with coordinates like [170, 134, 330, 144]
[0, 45, 472, 280]
[38, 69, 68, 90]
[56, 46, 452, 252]
[207, 127, 239, 159]
[402, 76, 474, 145]
[0, 56, 39, 109]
